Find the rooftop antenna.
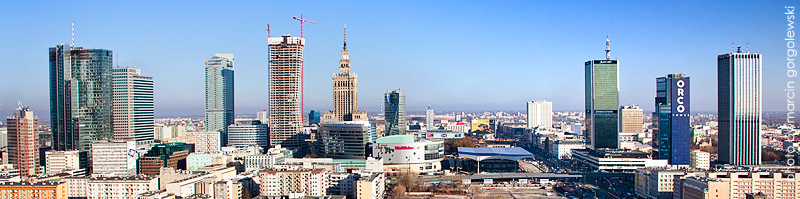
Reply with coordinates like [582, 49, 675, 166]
[731, 42, 734, 53]
[605, 35, 611, 61]
[71, 21, 75, 49]
[267, 24, 271, 38]
[746, 40, 750, 53]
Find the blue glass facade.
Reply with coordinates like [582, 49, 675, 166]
[653, 74, 690, 165]
[309, 110, 321, 125]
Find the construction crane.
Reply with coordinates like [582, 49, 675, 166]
[292, 14, 317, 38]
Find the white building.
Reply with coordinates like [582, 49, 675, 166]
[92, 140, 137, 177]
[527, 101, 553, 129]
[257, 110, 268, 124]
[65, 176, 159, 199]
[571, 123, 582, 136]
[426, 107, 435, 130]
[371, 135, 444, 175]
[690, 150, 710, 170]
[112, 66, 155, 145]
[444, 122, 468, 134]
[243, 145, 293, 171]
[258, 168, 329, 197]
[550, 140, 585, 159]
[194, 131, 221, 152]
[572, 149, 668, 172]
[45, 150, 83, 175]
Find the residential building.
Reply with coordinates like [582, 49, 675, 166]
[653, 74, 692, 165]
[91, 140, 137, 177]
[527, 100, 553, 129]
[585, 39, 619, 149]
[139, 143, 188, 176]
[717, 50, 762, 165]
[384, 89, 406, 136]
[194, 131, 221, 152]
[690, 150, 710, 170]
[7, 106, 40, 177]
[205, 54, 235, 146]
[227, 121, 269, 148]
[49, 45, 113, 169]
[112, 66, 155, 145]
[243, 146, 293, 171]
[676, 171, 800, 199]
[355, 172, 385, 199]
[268, 35, 305, 149]
[258, 168, 330, 197]
[317, 121, 371, 159]
[0, 181, 66, 199]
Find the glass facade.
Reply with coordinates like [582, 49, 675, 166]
[653, 75, 691, 165]
[49, 45, 113, 168]
[205, 54, 234, 147]
[384, 89, 406, 136]
[317, 122, 370, 159]
[718, 53, 762, 165]
[585, 60, 619, 149]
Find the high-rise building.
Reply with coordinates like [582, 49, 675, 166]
[257, 110, 268, 124]
[317, 121, 371, 159]
[585, 38, 620, 149]
[652, 74, 691, 165]
[91, 140, 137, 177]
[205, 54, 234, 147]
[526, 101, 553, 129]
[690, 150, 709, 170]
[384, 89, 406, 136]
[49, 45, 113, 167]
[139, 142, 188, 176]
[308, 110, 321, 126]
[619, 105, 643, 133]
[228, 121, 269, 148]
[268, 35, 305, 149]
[332, 26, 362, 120]
[7, 106, 41, 177]
[426, 107, 435, 130]
[718, 49, 762, 165]
[112, 66, 155, 145]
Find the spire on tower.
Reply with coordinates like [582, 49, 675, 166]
[343, 24, 347, 50]
[71, 21, 75, 49]
[605, 35, 611, 61]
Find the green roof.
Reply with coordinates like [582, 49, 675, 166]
[375, 135, 417, 144]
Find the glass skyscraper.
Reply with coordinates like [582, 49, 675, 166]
[384, 89, 406, 136]
[653, 74, 691, 165]
[205, 54, 234, 147]
[585, 60, 619, 149]
[718, 50, 762, 165]
[49, 45, 113, 168]
[308, 110, 321, 126]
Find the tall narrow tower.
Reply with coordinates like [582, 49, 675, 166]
[718, 49, 762, 165]
[384, 89, 406, 136]
[585, 37, 620, 149]
[268, 35, 305, 149]
[205, 54, 234, 147]
[331, 25, 361, 121]
[7, 106, 41, 177]
[113, 66, 155, 145]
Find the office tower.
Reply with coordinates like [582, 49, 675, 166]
[139, 142, 188, 176]
[718, 49, 762, 165]
[317, 121, 371, 159]
[619, 105, 643, 133]
[652, 74, 691, 165]
[7, 106, 40, 177]
[384, 89, 407, 136]
[324, 27, 367, 123]
[309, 110, 321, 125]
[585, 37, 619, 149]
[228, 121, 270, 148]
[257, 110, 268, 124]
[112, 66, 155, 145]
[205, 54, 234, 147]
[268, 35, 305, 149]
[527, 101, 553, 129]
[91, 140, 137, 177]
[426, 107, 435, 130]
[49, 45, 113, 168]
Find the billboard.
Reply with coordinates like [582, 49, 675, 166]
[426, 132, 464, 139]
[470, 119, 495, 134]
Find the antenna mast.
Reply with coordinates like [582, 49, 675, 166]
[72, 21, 75, 49]
[267, 24, 271, 38]
[605, 35, 611, 60]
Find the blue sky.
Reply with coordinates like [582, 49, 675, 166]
[0, 1, 792, 120]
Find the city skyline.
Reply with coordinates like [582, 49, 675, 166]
[0, 1, 789, 120]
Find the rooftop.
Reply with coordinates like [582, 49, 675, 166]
[457, 147, 534, 161]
